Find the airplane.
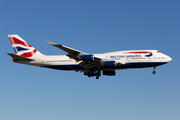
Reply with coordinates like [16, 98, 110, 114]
[7, 34, 172, 79]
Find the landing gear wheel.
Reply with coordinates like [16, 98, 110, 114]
[152, 67, 156, 74]
[96, 76, 99, 79]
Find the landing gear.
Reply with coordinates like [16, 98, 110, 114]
[152, 67, 156, 74]
[84, 70, 101, 79]
[94, 71, 101, 79]
[152, 71, 156, 74]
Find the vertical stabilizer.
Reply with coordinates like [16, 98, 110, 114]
[8, 34, 43, 58]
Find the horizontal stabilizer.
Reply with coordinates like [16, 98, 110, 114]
[7, 53, 34, 61]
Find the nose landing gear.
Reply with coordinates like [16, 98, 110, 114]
[152, 67, 156, 74]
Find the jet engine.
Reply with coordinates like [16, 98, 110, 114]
[101, 61, 116, 67]
[78, 54, 94, 61]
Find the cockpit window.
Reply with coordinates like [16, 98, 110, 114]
[157, 51, 161, 53]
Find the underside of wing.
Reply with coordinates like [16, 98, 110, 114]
[79, 61, 99, 70]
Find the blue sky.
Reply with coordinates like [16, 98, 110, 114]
[0, 0, 180, 120]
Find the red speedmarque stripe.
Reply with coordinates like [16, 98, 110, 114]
[21, 49, 37, 57]
[129, 51, 152, 54]
[9, 37, 32, 47]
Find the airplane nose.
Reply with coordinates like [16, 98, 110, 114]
[167, 56, 172, 62]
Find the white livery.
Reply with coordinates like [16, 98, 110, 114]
[7, 34, 172, 79]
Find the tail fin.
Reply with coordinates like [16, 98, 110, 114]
[8, 34, 43, 58]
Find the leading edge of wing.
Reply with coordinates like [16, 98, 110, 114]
[47, 40, 102, 61]
[47, 40, 82, 55]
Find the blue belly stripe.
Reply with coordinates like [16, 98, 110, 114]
[43, 62, 167, 70]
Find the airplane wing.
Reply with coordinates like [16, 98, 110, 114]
[47, 40, 124, 70]
[7, 53, 34, 61]
[47, 40, 82, 56]
[47, 40, 101, 61]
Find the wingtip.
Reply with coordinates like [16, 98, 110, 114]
[47, 40, 56, 45]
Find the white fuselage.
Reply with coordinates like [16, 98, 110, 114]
[16, 50, 172, 71]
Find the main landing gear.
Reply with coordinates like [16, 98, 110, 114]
[152, 67, 156, 74]
[96, 76, 100, 79]
[85, 70, 101, 79]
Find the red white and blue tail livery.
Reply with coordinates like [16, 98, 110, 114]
[8, 35, 43, 61]
[7, 34, 172, 79]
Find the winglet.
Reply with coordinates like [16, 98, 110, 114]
[47, 40, 58, 45]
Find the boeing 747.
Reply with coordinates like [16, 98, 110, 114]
[7, 34, 172, 79]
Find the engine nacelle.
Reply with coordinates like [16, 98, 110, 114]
[103, 70, 116, 76]
[101, 61, 116, 67]
[79, 54, 94, 61]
